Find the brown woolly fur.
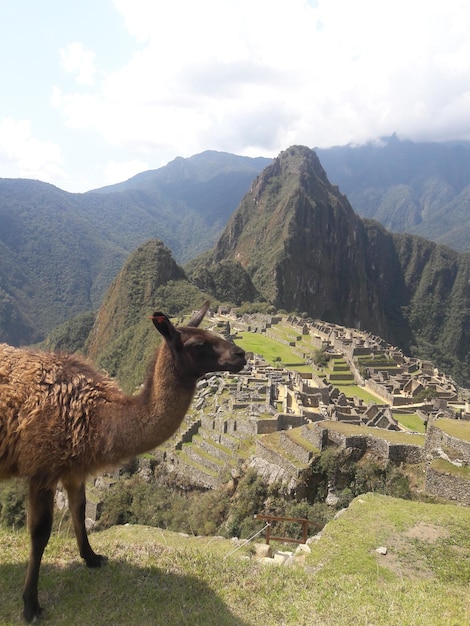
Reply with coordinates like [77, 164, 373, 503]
[0, 301, 246, 623]
[0, 347, 127, 486]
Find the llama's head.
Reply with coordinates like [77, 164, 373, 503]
[151, 301, 246, 380]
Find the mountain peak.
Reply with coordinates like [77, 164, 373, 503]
[206, 146, 384, 332]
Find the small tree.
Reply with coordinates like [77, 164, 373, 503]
[313, 348, 328, 368]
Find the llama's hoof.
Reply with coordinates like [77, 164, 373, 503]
[23, 602, 43, 623]
[85, 553, 108, 568]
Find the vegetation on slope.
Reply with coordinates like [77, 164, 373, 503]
[84, 240, 213, 392]
[1, 493, 468, 625]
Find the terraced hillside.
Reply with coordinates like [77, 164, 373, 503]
[141, 311, 469, 506]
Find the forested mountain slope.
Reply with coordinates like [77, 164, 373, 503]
[317, 135, 470, 250]
[190, 146, 470, 385]
[0, 153, 269, 343]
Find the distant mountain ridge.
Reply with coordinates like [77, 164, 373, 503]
[0, 152, 269, 344]
[3, 138, 470, 391]
[190, 146, 470, 385]
[317, 135, 470, 250]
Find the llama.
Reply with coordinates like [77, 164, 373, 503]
[0, 301, 246, 622]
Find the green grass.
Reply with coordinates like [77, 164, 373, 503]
[432, 417, 470, 442]
[236, 332, 306, 368]
[320, 419, 425, 446]
[334, 383, 386, 403]
[1, 494, 469, 625]
[394, 412, 426, 433]
[431, 457, 470, 479]
[305, 493, 470, 625]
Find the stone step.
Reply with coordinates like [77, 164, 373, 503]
[192, 434, 235, 463]
[182, 442, 228, 474]
[199, 428, 241, 452]
[172, 451, 221, 488]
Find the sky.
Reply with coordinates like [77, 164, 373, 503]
[1, 0, 470, 193]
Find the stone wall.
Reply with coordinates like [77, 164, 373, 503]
[226, 417, 259, 436]
[387, 443, 424, 464]
[300, 422, 423, 464]
[326, 429, 369, 452]
[251, 418, 279, 435]
[425, 465, 470, 505]
[301, 424, 328, 449]
[198, 435, 234, 463]
[255, 439, 301, 478]
[425, 423, 470, 462]
[364, 380, 395, 404]
[170, 457, 220, 489]
[279, 431, 313, 464]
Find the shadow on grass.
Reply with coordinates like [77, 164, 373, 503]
[0, 559, 250, 626]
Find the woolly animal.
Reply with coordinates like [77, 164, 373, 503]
[0, 301, 246, 622]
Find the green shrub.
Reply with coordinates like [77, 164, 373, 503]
[0, 480, 27, 529]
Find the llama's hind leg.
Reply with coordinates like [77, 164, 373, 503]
[63, 477, 107, 567]
[22, 479, 55, 623]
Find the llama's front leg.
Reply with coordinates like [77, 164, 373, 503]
[22, 480, 55, 623]
[63, 477, 107, 567]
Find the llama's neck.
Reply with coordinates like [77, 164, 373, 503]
[102, 345, 196, 463]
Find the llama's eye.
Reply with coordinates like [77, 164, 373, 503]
[191, 342, 207, 352]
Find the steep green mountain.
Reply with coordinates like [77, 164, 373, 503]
[316, 135, 470, 250]
[88, 150, 272, 262]
[192, 146, 470, 386]
[0, 152, 269, 344]
[0, 179, 125, 342]
[85, 240, 211, 392]
[193, 146, 387, 335]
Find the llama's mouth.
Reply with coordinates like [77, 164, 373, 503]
[227, 357, 247, 373]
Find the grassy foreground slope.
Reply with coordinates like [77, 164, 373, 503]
[1, 494, 469, 625]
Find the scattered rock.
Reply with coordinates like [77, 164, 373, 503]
[296, 543, 311, 555]
[254, 543, 273, 558]
[326, 482, 340, 507]
[273, 550, 293, 564]
[376, 546, 388, 555]
[334, 508, 347, 519]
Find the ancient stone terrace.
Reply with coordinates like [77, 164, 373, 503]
[153, 310, 468, 499]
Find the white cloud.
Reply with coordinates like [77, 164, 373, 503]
[102, 158, 150, 186]
[49, 0, 468, 160]
[0, 117, 66, 184]
[60, 42, 97, 85]
[1, 0, 469, 193]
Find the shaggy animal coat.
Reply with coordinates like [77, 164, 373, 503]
[0, 345, 130, 485]
[0, 303, 246, 622]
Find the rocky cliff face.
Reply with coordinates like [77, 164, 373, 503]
[199, 146, 470, 385]
[85, 240, 198, 392]
[211, 146, 387, 335]
[82, 147, 470, 388]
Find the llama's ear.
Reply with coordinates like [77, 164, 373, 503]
[187, 301, 210, 328]
[150, 313, 183, 351]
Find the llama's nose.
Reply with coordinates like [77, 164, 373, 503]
[234, 346, 245, 359]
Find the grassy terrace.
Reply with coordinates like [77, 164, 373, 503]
[194, 434, 233, 458]
[334, 383, 386, 403]
[285, 428, 321, 456]
[1, 493, 469, 625]
[432, 417, 470, 442]
[431, 457, 470, 479]
[236, 331, 307, 369]
[260, 431, 311, 469]
[315, 420, 425, 446]
[176, 450, 219, 478]
[182, 442, 227, 468]
[394, 412, 425, 433]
